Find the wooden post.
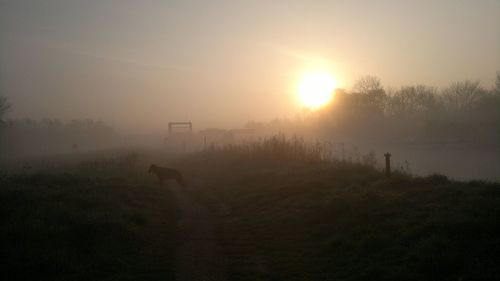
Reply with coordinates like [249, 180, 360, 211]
[384, 152, 391, 178]
[204, 136, 207, 150]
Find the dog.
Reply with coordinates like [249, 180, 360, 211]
[148, 164, 186, 187]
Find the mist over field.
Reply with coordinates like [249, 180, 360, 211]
[2, 76, 499, 181]
[1, 0, 499, 280]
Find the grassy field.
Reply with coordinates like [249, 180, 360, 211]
[1, 139, 500, 281]
[178, 137, 500, 281]
[0, 153, 178, 281]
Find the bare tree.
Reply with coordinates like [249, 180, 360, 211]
[352, 75, 387, 115]
[387, 85, 439, 116]
[442, 80, 486, 112]
[353, 75, 383, 95]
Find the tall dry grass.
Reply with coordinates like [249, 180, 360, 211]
[201, 134, 379, 167]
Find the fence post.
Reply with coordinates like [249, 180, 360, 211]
[384, 152, 391, 178]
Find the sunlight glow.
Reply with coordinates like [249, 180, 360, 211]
[297, 71, 337, 109]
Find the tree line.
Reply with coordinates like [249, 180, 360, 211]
[247, 72, 500, 144]
[328, 72, 499, 143]
[0, 101, 119, 158]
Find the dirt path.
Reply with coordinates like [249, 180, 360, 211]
[170, 184, 227, 281]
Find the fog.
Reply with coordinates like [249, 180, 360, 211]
[1, 0, 499, 181]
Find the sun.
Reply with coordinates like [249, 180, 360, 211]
[297, 71, 337, 109]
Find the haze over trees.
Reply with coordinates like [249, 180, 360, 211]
[1, 74, 499, 180]
[0, 118, 119, 160]
[246, 73, 500, 145]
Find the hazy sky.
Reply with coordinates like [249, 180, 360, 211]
[1, 0, 499, 132]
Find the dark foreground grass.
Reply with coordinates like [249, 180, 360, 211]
[2, 142, 499, 280]
[178, 138, 500, 281]
[0, 157, 178, 281]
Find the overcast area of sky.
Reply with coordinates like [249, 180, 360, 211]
[1, 0, 499, 133]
